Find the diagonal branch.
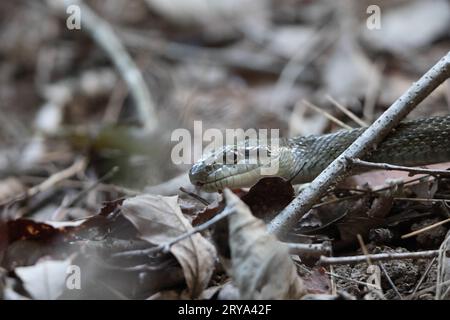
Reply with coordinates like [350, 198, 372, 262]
[268, 51, 450, 237]
[47, 0, 158, 132]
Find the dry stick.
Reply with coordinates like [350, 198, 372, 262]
[160, 205, 236, 253]
[401, 217, 450, 239]
[319, 249, 446, 266]
[63, 166, 119, 208]
[350, 158, 450, 177]
[356, 234, 372, 265]
[27, 158, 87, 198]
[111, 205, 237, 257]
[268, 51, 450, 237]
[313, 174, 432, 209]
[378, 262, 403, 300]
[394, 197, 450, 204]
[46, 0, 158, 132]
[0, 158, 87, 207]
[326, 95, 368, 127]
[302, 100, 353, 130]
[409, 257, 436, 299]
[286, 242, 331, 257]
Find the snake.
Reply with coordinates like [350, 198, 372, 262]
[189, 115, 450, 192]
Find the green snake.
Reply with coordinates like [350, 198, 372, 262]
[189, 115, 450, 192]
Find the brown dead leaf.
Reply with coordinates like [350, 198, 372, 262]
[121, 194, 217, 298]
[336, 195, 393, 243]
[295, 194, 393, 245]
[241, 177, 295, 221]
[224, 189, 305, 299]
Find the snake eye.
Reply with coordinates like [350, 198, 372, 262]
[222, 151, 238, 164]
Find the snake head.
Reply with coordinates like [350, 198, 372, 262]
[189, 140, 291, 192]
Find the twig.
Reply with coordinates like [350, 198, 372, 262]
[302, 100, 353, 130]
[349, 158, 450, 177]
[46, 0, 158, 132]
[326, 95, 368, 127]
[286, 242, 331, 257]
[313, 174, 433, 209]
[268, 51, 450, 237]
[318, 250, 445, 266]
[114, 240, 331, 259]
[325, 271, 380, 289]
[378, 262, 403, 300]
[401, 217, 450, 239]
[114, 204, 237, 258]
[20, 175, 140, 196]
[357, 234, 372, 265]
[63, 166, 119, 208]
[160, 205, 236, 253]
[27, 158, 87, 198]
[394, 198, 450, 204]
[409, 257, 436, 299]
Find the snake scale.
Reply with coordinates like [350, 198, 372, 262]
[189, 115, 450, 192]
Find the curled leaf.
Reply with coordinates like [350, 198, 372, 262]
[121, 194, 216, 297]
[224, 189, 305, 299]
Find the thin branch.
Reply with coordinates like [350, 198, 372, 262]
[160, 205, 236, 253]
[268, 51, 450, 237]
[401, 217, 450, 239]
[46, 0, 158, 132]
[379, 262, 403, 300]
[113, 204, 237, 258]
[409, 257, 436, 299]
[286, 242, 331, 257]
[302, 100, 353, 130]
[349, 158, 450, 177]
[326, 95, 368, 127]
[394, 198, 450, 204]
[318, 250, 446, 266]
[27, 158, 87, 198]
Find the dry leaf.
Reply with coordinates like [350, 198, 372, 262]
[121, 194, 216, 297]
[336, 195, 393, 242]
[15, 257, 72, 300]
[241, 177, 295, 222]
[224, 189, 305, 299]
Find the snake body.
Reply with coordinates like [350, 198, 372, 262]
[189, 115, 450, 192]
